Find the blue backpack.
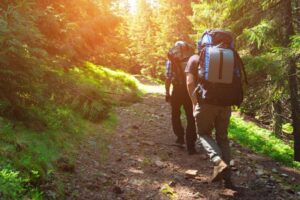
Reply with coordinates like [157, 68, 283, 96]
[197, 30, 247, 106]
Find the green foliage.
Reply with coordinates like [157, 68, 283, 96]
[102, 112, 118, 131]
[190, 0, 299, 138]
[0, 0, 298, 197]
[190, 0, 229, 40]
[243, 52, 283, 75]
[242, 19, 276, 49]
[0, 62, 140, 198]
[0, 165, 42, 200]
[0, 60, 139, 131]
[86, 112, 119, 163]
[160, 184, 177, 199]
[0, 1, 140, 197]
[54, 62, 140, 122]
[229, 116, 300, 169]
[283, 123, 293, 134]
[0, 0, 138, 198]
[241, 53, 288, 121]
[0, 117, 63, 176]
[0, 168, 26, 199]
[290, 34, 300, 55]
[0, 0, 124, 128]
[0, 61, 140, 163]
[111, 0, 195, 77]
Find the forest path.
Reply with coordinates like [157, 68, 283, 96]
[61, 77, 300, 200]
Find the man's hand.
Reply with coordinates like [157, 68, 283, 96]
[165, 94, 171, 102]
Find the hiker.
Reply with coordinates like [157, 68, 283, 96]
[165, 41, 197, 155]
[185, 30, 247, 189]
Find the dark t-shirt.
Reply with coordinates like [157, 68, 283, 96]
[185, 54, 199, 78]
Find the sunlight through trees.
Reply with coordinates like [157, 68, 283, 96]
[0, 0, 299, 197]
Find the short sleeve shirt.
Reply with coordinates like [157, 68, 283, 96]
[185, 54, 199, 78]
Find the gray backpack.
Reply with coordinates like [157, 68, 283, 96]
[197, 30, 247, 106]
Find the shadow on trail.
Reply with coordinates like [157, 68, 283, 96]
[98, 93, 225, 200]
[62, 79, 300, 200]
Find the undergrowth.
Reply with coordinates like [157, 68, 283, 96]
[229, 115, 300, 169]
[0, 63, 140, 199]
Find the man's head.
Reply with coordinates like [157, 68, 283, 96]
[175, 41, 185, 47]
[168, 40, 194, 62]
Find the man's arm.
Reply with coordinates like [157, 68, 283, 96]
[186, 73, 198, 107]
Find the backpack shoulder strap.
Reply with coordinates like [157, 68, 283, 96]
[197, 48, 206, 83]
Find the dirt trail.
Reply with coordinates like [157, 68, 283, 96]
[60, 78, 300, 200]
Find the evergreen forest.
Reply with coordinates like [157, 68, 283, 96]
[0, 0, 299, 199]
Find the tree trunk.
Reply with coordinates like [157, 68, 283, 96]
[283, 0, 300, 161]
[294, 0, 300, 31]
[288, 58, 300, 161]
[272, 100, 283, 136]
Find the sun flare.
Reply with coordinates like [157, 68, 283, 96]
[128, 0, 137, 14]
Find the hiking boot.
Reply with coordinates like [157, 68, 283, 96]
[211, 160, 228, 182]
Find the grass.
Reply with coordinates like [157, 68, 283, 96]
[102, 112, 118, 131]
[229, 115, 300, 169]
[61, 62, 141, 121]
[0, 63, 141, 199]
[87, 112, 119, 162]
[0, 119, 47, 199]
[0, 115, 84, 199]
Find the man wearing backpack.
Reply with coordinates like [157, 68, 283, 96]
[165, 41, 197, 155]
[185, 30, 246, 189]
